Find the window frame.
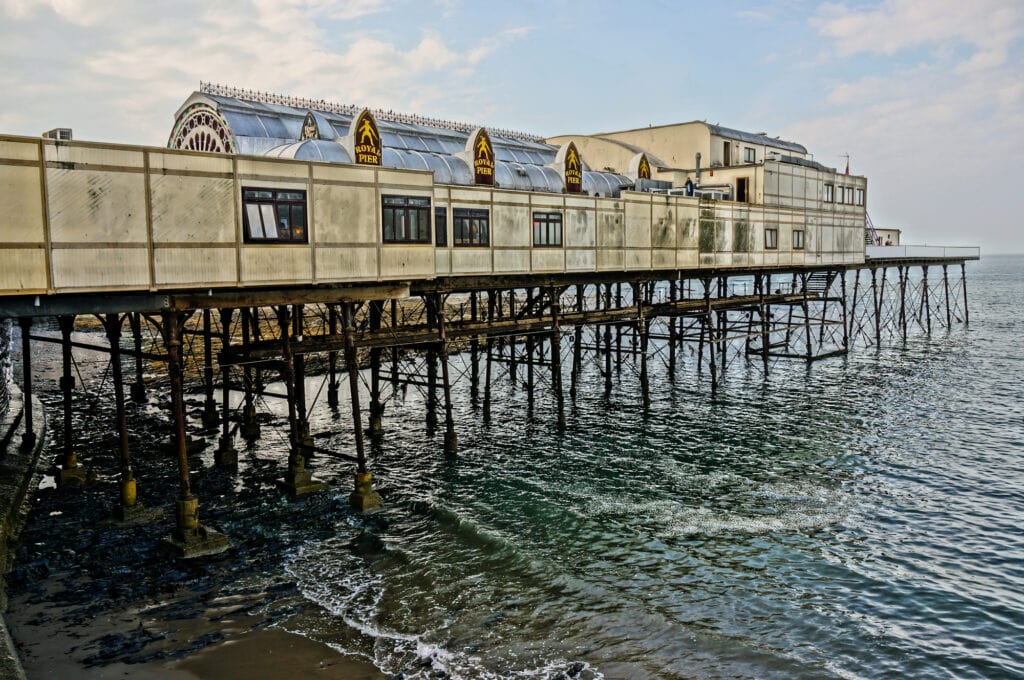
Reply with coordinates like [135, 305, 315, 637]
[823, 183, 834, 203]
[532, 211, 564, 248]
[242, 187, 308, 244]
[765, 227, 779, 250]
[855, 188, 864, 206]
[452, 207, 490, 247]
[381, 194, 432, 244]
[793, 229, 805, 250]
[743, 146, 755, 163]
[434, 206, 448, 247]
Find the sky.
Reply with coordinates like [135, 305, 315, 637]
[1, 0, 1021, 253]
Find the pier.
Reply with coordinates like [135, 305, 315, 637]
[0, 92, 979, 559]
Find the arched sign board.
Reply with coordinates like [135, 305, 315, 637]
[626, 150, 651, 178]
[465, 127, 495, 186]
[347, 108, 382, 166]
[555, 141, 583, 194]
[300, 112, 320, 141]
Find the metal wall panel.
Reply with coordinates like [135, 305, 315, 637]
[154, 247, 238, 285]
[0, 249, 47, 292]
[46, 169, 147, 243]
[0, 164, 45, 243]
[315, 246, 378, 280]
[240, 246, 312, 283]
[151, 175, 236, 243]
[51, 247, 149, 288]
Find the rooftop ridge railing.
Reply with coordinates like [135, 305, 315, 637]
[199, 82, 546, 144]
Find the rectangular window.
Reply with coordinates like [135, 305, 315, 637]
[736, 177, 749, 203]
[743, 146, 755, 163]
[453, 208, 490, 246]
[793, 229, 805, 250]
[532, 211, 563, 247]
[765, 228, 778, 250]
[435, 207, 448, 246]
[242, 188, 308, 243]
[823, 183, 834, 203]
[382, 195, 431, 244]
[855, 188, 864, 206]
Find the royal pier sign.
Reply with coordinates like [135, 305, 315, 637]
[471, 128, 495, 186]
[348, 109, 382, 166]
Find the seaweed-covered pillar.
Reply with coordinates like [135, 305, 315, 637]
[160, 310, 228, 558]
[344, 302, 381, 511]
[368, 301, 384, 435]
[53, 315, 85, 483]
[215, 308, 237, 467]
[327, 304, 340, 408]
[276, 305, 326, 495]
[292, 304, 313, 449]
[18, 317, 36, 452]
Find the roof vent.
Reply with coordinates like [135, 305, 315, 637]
[42, 128, 73, 141]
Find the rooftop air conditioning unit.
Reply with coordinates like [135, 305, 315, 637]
[42, 128, 73, 141]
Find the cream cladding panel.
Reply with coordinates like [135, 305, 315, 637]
[564, 208, 594, 248]
[241, 247, 312, 283]
[0, 164, 45, 242]
[381, 247, 432, 278]
[316, 246, 378, 280]
[314, 185, 377, 244]
[154, 247, 238, 285]
[492, 205, 530, 247]
[47, 169, 147, 243]
[51, 248, 148, 289]
[151, 175, 235, 243]
[0, 250, 47, 292]
[624, 198, 652, 248]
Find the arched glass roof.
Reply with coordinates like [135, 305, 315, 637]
[264, 140, 352, 163]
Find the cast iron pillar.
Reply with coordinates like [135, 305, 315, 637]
[344, 302, 381, 511]
[276, 305, 326, 495]
[215, 308, 237, 467]
[160, 310, 229, 558]
[53, 315, 85, 484]
[129, 312, 147, 403]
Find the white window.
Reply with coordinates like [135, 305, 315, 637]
[743, 147, 755, 163]
[855, 188, 864, 206]
[765, 228, 778, 250]
[823, 184, 834, 203]
[793, 230, 805, 250]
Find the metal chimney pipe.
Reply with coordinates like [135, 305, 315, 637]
[695, 152, 702, 182]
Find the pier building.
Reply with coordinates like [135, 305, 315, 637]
[0, 84, 977, 559]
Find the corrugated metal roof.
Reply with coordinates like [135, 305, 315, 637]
[707, 124, 806, 154]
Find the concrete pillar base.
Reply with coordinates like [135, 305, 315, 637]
[241, 407, 261, 441]
[350, 471, 382, 511]
[110, 502, 164, 525]
[202, 402, 219, 429]
[276, 469, 328, 496]
[327, 388, 339, 408]
[215, 438, 237, 467]
[54, 465, 88, 488]
[130, 381, 147, 403]
[160, 526, 230, 558]
[444, 429, 458, 455]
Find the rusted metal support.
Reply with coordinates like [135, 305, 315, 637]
[215, 308, 237, 467]
[129, 312, 147, 403]
[872, 268, 882, 347]
[615, 282, 623, 374]
[961, 263, 970, 325]
[603, 284, 613, 394]
[201, 309, 218, 428]
[508, 289, 518, 388]
[240, 308, 260, 442]
[759, 275, 771, 371]
[849, 269, 860, 343]
[275, 305, 326, 495]
[942, 265, 952, 328]
[483, 290, 495, 423]
[160, 310, 228, 557]
[526, 289, 535, 419]
[801, 273, 813, 361]
[922, 265, 932, 334]
[668, 280, 677, 378]
[549, 288, 566, 430]
[327, 304, 340, 408]
[292, 304, 312, 448]
[435, 294, 458, 454]
[52, 315, 85, 484]
[390, 299, 400, 390]
[702, 279, 718, 394]
[570, 284, 583, 399]
[17, 318, 35, 453]
[839, 271, 849, 352]
[470, 291, 480, 407]
[106, 313, 161, 522]
[368, 300, 383, 435]
[898, 266, 908, 342]
[636, 282, 651, 409]
[344, 301, 381, 511]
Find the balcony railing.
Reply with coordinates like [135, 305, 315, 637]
[866, 245, 980, 260]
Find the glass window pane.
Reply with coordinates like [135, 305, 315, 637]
[246, 204, 264, 238]
[261, 205, 278, 238]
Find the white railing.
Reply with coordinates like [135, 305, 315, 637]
[866, 245, 980, 260]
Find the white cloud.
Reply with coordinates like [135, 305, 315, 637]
[0, 0, 530, 144]
[797, 0, 1024, 252]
